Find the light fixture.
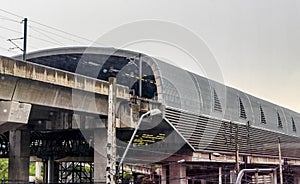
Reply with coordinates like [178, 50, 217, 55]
[177, 159, 185, 163]
[212, 152, 221, 157]
[117, 109, 162, 178]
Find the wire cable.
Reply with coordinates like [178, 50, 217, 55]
[30, 26, 64, 45]
[0, 25, 22, 34]
[0, 9, 103, 50]
[29, 20, 102, 45]
[29, 25, 86, 45]
[0, 15, 20, 23]
[0, 9, 22, 19]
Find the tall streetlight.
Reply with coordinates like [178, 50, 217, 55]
[117, 109, 162, 179]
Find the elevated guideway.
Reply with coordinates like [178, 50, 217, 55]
[1, 46, 300, 183]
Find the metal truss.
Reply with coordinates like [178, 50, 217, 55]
[58, 161, 94, 183]
[30, 130, 93, 159]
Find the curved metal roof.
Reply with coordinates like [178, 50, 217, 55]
[15, 46, 300, 140]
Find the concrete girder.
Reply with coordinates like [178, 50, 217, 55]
[12, 78, 109, 115]
[0, 101, 31, 134]
[0, 56, 129, 100]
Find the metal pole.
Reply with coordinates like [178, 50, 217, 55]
[118, 111, 150, 171]
[22, 18, 27, 61]
[278, 137, 283, 184]
[116, 109, 161, 181]
[235, 125, 240, 175]
[121, 163, 124, 184]
[219, 167, 222, 184]
[273, 169, 278, 184]
[47, 157, 54, 184]
[139, 53, 142, 97]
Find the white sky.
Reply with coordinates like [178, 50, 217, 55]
[1, 0, 300, 112]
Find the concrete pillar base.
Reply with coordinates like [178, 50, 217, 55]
[8, 129, 30, 183]
[162, 163, 187, 184]
[94, 128, 107, 184]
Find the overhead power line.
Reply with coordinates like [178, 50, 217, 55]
[0, 8, 22, 19]
[30, 27, 64, 45]
[29, 25, 86, 45]
[29, 20, 99, 44]
[0, 15, 20, 23]
[0, 8, 105, 49]
[0, 25, 22, 34]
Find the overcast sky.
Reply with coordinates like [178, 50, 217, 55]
[1, 0, 300, 112]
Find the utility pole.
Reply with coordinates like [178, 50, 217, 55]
[107, 77, 117, 184]
[22, 18, 27, 61]
[278, 137, 283, 184]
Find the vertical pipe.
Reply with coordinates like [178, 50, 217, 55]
[43, 161, 47, 184]
[278, 137, 283, 184]
[235, 126, 240, 175]
[47, 157, 53, 184]
[23, 18, 27, 61]
[121, 163, 124, 184]
[219, 167, 222, 184]
[139, 53, 142, 97]
[273, 170, 278, 184]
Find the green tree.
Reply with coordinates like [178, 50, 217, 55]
[29, 162, 36, 176]
[0, 158, 8, 180]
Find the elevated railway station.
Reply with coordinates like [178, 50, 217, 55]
[0, 47, 300, 183]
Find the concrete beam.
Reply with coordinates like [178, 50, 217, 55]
[185, 151, 300, 167]
[0, 101, 31, 133]
[11, 79, 108, 115]
[0, 75, 17, 100]
[0, 56, 129, 99]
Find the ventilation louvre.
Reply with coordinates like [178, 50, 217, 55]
[292, 117, 297, 132]
[260, 106, 266, 124]
[277, 112, 283, 129]
[213, 89, 222, 112]
[239, 98, 247, 119]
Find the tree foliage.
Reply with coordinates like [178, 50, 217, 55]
[0, 158, 8, 180]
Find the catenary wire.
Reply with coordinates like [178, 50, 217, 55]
[0, 8, 23, 19]
[30, 26, 64, 45]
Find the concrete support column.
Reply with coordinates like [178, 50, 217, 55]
[107, 77, 117, 184]
[35, 162, 42, 180]
[161, 165, 168, 184]
[94, 128, 107, 184]
[8, 129, 30, 183]
[169, 163, 187, 184]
